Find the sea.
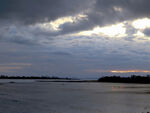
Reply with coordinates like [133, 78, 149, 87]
[0, 79, 149, 113]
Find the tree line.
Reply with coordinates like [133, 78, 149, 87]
[98, 75, 150, 83]
[0, 75, 72, 80]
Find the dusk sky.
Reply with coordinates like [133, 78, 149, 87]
[1, 0, 150, 78]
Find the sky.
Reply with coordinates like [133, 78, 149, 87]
[1, 0, 150, 78]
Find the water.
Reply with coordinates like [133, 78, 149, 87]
[0, 80, 150, 113]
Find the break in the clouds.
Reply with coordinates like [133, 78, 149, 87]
[1, 0, 150, 77]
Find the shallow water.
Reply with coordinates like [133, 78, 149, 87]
[0, 80, 150, 113]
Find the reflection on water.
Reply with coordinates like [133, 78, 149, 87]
[0, 81, 149, 113]
[112, 86, 124, 91]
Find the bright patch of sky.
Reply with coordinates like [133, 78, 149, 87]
[36, 14, 88, 31]
[132, 18, 150, 29]
[76, 23, 127, 38]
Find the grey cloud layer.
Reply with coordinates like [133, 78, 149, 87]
[1, 0, 150, 35]
[0, 0, 150, 25]
[1, 0, 150, 76]
[60, 0, 150, 34]
[0, 0, 93, 24]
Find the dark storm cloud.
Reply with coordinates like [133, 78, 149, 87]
[1, 0, 150, 35]
[143, 28, 150, 36]
[0, 0, 93, 25]
[91, 0, 150, 24]
[0, 0, 149, 25]
[58, 0, 150, 35]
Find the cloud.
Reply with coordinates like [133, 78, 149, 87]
[0, 66, 22, 72]
[132, 18, 150, 29]
[1, 0, 150, 34]
[110, 70, 150, 73]
[51, 51, 72, 56]
[1, 0, 150, 77]
[143, 28, 150, 36]
[1, 0, 150, 40]
[0, 0, 93, 25]
[0, 63, 32, 66]
[0, 63, 32, 72]
[54, 0, 150, 35]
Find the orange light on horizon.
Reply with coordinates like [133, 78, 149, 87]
[110, 70, 150, 73]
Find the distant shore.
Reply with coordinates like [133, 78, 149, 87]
[98, 75, 150, 84]
[0, 75, 72, 80]
[37, 80, 97, 83]
[2, 75, 150, 84]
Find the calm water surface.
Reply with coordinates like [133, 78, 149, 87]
[0, 80, 150, 113]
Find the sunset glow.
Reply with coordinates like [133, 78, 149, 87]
[110, 70, 150, 73]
